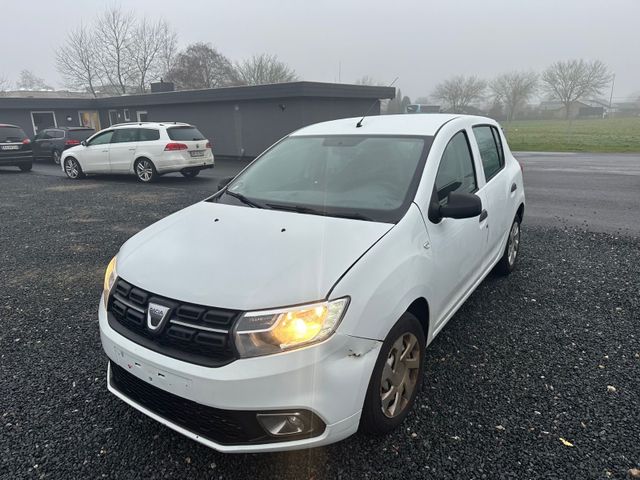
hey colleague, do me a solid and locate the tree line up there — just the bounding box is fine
[52,6,297,96]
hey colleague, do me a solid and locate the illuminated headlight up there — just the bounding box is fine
[103,256,117,308]
[234,298,349,357]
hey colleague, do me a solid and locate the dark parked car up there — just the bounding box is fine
[33,126,95,165]
[0,124,32,172]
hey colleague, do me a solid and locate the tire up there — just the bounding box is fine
[19,163,32,172]
[495,214,522,275]
[134,158,158,183]
[64,157,84,179]
[360,312,426,434]
[181,169,200,178]
[52,149,61,165]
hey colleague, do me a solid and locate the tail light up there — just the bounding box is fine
[164,142,188,151]
[65,139,81,146]
[205,141,212,149]
[22,138,31,145]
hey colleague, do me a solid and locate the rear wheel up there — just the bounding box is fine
[64,157,84,179]
[19,163,32,172]
[52,149,61,165]
[181,168,200,178]
[360,312,425,434]
[135,158,157,183]
[495,215,521,275]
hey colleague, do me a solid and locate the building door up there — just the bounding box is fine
[30,111,57,135]
[79,111,101,131]
[137,111,148,122]
[108,110,119,126]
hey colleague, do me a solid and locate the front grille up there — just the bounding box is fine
[110,362,326,445]
[107,278,240,367]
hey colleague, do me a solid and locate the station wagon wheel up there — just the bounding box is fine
[360,312,425,434]
[495,214,522,275]
[52,149,61,165]
[64,157,84,179]
[135,158,157,183]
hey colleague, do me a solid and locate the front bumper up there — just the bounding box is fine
[99,301,381,452]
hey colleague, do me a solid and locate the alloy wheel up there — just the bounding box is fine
[508,221,520,266]
[380,332,421,418]
[53,150,61,165]
[65,158,80,179]
[136,160,154,182]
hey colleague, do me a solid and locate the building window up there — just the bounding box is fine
[124,109,130,121]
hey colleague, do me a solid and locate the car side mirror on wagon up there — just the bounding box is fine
[428,192,482,223]
[81,140,87,147]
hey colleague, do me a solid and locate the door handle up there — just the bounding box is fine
[102,150,109,153]
[510,183,517,193]
[479,209,488,222]
[128,148,136,151]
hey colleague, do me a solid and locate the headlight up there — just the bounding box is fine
[103,256,117,307]
[234,298,349,358]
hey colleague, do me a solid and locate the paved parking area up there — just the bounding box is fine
[1,156,639,479]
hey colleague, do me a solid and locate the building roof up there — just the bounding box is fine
[291,113,461,137]
[0,82,395,110]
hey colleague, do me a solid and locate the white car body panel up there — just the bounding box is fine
[100,114,525,452]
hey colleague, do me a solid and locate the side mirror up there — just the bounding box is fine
[81,140,87,147]
[217,176,234,191]
[429,192,482,222]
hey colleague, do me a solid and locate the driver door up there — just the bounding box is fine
[81,130,113,173]
[425,130,488,329]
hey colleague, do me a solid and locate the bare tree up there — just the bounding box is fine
[354,75,376,86]
[158,22,178,78]
[542,59,612,119]
[165,43,239,90]
[95,6,135,94]
[432,75,486,113]
[235,54,297,86]
[56,25,100,97]
[128,19,176,92]
[0,75,10,92]
[385,88,411,114]
[16,70,52,90]
[490,71,538,121]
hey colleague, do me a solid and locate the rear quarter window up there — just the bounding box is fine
[138,129,160,141]
[167,126,205,141]
[0,126,27,142]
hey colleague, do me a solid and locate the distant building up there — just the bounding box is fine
[0,82,394,158]
[538,100,606,119]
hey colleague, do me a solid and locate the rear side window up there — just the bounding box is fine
[167,126,205,141]
[0,126,27,142]
[50,130,65,139]
[68,129,94,141]
[112,128,139,143]
[473,125,504,181]
[435,131,477,205]
[138,129,160,142]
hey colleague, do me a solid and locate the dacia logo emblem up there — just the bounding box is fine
[147,303,171,332]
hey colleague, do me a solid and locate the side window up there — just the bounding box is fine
[435,131,477,206]
[473,125,504,181]
[111,128,139,143]
[88,130,114,146]
[138,129,160,142]
[51,130,65,139]
[35,130,49,140]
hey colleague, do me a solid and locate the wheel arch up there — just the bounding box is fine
[406,297,430,340]
[516,202,525,221]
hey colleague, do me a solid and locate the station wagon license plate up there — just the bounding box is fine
[1,145,19,150]
[190,150,205,157]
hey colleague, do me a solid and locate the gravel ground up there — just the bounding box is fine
[1,168,639,479]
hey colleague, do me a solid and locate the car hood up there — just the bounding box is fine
[117,201,393,310]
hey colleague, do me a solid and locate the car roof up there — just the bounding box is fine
[291,114,492,137]
[109,121,191,129]
[0,123,22,128]
[43,126,94,131]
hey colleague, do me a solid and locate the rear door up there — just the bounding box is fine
[166,125,209,161]
[33,129,50,157]
[109,128,139,173]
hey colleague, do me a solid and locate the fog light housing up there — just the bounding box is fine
[256,411,320,437]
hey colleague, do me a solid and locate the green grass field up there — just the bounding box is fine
[502,117,640,153]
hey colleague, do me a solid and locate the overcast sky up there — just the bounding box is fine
[2,0,639,101]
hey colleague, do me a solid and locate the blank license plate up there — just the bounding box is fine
[190,150,205,157]
[1,145,19,150]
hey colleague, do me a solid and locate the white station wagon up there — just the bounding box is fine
[100,114,525,452]
[61,122,214,182]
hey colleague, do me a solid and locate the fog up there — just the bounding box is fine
[2,0,638,100]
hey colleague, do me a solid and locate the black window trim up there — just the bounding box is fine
[434,128,479,200]
[472,123,505,183]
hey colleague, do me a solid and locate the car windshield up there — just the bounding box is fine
[216,135,432,223]
[0,126,27,142]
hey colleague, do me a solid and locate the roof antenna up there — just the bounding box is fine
[356,77,398,128]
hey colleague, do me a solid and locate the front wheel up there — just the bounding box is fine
[495,215,521,275]
[135,158,158,183]
[52,149,61,165]
[360,312,425,434]
[64,157,84,179]
[19,163,32,172]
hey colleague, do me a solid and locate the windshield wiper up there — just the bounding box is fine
[224,190,267,209]
[266,203,373,221]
